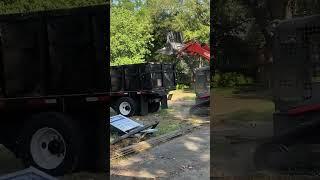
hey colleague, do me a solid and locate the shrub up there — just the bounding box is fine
[176,84,190,90]
[212,72,253,88]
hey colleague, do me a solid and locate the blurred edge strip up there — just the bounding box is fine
[211,176,320,180]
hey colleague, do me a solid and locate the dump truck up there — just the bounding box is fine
[0,5,109,176]
[110,62,176,117]
[254,14,320,170]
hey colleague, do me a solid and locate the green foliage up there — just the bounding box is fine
[212,72,253,88]
[110,4,153,66]
[176,84,189,90]
[0,0,106,14]
[170,0,210,43]
[146,0,210,60]
[111,0,209,82]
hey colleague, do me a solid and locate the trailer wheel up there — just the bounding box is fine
[148,102,160,113]
[115,97,136,117]
[18,112,83,176]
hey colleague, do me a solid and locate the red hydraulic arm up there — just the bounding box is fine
[177,41,211,62]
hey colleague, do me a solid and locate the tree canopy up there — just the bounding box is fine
[110,6,153,65]
[0,0,106,14]
[111,0,210,68]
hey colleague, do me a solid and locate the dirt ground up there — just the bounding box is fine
[211,88,320,178]
[110,89,210,179]
[211,88,275,177]
[110,89,209,152]
[111,126,210,179]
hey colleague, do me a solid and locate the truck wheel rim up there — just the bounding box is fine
[119,102,131,116]
[30,127,66,170]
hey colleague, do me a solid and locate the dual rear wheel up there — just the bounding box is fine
[18,112,83,176]
[114,97,161,117]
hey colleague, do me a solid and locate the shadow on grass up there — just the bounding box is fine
[180,88,195,93]
[213,87,273,101]
[214,109,273,126]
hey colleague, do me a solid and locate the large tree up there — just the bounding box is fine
[110,5,153,65]
[144,0,210,84]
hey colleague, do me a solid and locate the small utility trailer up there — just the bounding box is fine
[0,4,109,176]
[110,62,176,116]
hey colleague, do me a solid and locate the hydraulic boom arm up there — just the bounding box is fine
[177,41,211,62]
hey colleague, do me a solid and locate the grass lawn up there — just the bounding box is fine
[213,87,274,125]
[169,89,196,101]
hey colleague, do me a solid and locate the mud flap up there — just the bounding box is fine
[161,95,168,109]
[84,106,108,172]
[140,95,148,116]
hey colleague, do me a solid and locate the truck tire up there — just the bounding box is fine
[115,97,136,117]
[18,112,83,176]
[148,102,160,113]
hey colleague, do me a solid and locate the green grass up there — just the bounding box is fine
[215,98,274,124]
[227,109,273,123]
[158,107,175,116]
[156,121,182,136]
[180,96,195,101]
[213,87,235,96]
[154,109,183,136]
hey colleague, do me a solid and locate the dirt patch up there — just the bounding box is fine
[111,126,210,179]
[110,89,209,164]
[211,88,275,176]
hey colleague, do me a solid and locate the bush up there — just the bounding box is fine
[176,72,191,87]
[212,72,253,88]
[176,84,190,90]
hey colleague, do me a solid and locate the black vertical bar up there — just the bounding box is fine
[161,63,164,88]
[92,4,109,173]
[89,14,96,92]
[139,64,142,90]
[140,95,148,115]
[122,66,125,91]
[0,23,6,97]
[41,15,50,96]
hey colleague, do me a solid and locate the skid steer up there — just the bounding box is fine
[254,15,320,171]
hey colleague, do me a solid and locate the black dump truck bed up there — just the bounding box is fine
[0,5,109,98]
[110,62,176,93]
[0,5,109,176]
[110,62,176,116]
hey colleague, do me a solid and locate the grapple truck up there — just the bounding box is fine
[158,32,211,116]
[0,5,109,176]
[254,14,320,171]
